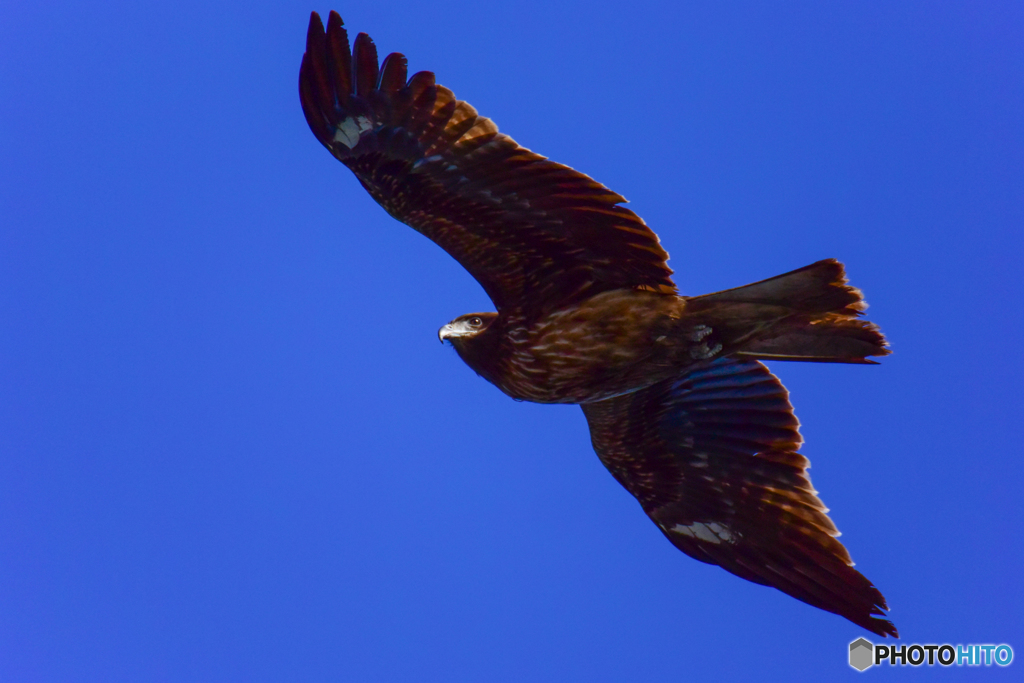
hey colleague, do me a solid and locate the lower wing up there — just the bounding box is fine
[581,357,896,637]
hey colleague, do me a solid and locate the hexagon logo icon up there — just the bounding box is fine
[849,638,874,671]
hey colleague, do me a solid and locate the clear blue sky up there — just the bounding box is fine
[2,1,1021,680]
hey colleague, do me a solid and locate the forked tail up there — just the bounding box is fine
[687,259,889,364]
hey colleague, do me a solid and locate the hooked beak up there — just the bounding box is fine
[438,323,454,343]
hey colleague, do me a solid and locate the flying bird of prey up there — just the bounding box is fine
[299,10,897,637]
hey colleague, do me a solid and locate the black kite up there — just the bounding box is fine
[299,10,896,637]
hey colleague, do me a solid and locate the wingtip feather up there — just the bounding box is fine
[325,10,352,97]
[353,32,379,97]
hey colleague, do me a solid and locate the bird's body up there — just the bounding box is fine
[450,289,685,404]
[299,10,898,637]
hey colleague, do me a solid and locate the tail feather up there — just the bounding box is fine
[688,259,889,364]
[694,258,866,315]
[735,315,888,365]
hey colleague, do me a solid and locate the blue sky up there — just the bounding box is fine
[2,1,1021,680]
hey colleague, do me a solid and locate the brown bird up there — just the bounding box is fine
[299,10,896,637]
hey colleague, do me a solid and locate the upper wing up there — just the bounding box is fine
[299,11,675,315]
[581,357,897,637]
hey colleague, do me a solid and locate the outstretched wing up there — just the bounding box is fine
[299,11,675,315]
[581,357,897,637]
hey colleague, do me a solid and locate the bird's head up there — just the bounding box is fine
[438,312,499,345]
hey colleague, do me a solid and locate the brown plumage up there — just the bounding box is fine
[299,11,896,637]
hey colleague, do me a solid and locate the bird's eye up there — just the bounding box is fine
[468,316,483,327]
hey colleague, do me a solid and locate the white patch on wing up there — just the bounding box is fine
[332,116,373,148]
[412,154,444,170]
[671,521,735,544]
